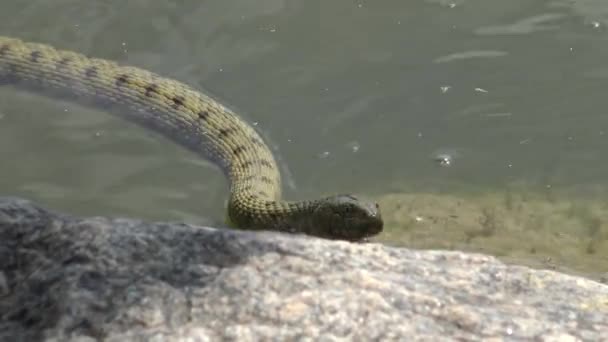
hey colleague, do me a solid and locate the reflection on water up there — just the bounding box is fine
[1,0,608,278]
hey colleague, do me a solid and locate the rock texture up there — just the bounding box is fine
[0,197,607,341]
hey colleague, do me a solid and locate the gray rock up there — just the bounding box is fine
[0,197,606,341]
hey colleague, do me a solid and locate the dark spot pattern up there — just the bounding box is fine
[57,57,73,68]
[260,159,274,168]
[242,175,255,182]
[144,84,159,97]
[0,44,10,56]
[30,51,42,63]
[115,74,129,87]
[218,128,234,138]
[84,66,98,78]
[172,96,185,108]
[197,110,209,121]
[260,176,273,184]
[232,146,246,156]
[241,160,253,169]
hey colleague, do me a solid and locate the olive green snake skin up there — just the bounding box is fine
[0,36,383,241]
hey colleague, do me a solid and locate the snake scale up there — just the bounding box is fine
[0,36,383,241]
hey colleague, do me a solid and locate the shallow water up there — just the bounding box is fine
[1,1,608,278]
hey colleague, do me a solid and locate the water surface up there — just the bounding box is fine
[1,0,607,278]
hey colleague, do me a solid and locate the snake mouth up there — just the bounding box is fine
[369,217,384,235]
[332,197,384,241]
[340,214,383,242]
[358,216,384,240]
[361,202,383,236]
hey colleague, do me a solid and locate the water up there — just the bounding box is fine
[1,1,608,278]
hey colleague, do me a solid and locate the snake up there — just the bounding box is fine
[0,36,383,241]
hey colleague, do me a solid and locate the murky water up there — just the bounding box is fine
[1,1,608,278]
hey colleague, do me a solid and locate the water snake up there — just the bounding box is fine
[0,36,383,241]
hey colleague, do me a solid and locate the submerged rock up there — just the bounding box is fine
[0,197,606,340]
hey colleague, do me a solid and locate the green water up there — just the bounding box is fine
[1,1,607,279]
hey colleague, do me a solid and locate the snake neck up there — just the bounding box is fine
[227,190,318,234]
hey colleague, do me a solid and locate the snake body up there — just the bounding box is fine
[0,36,383,241]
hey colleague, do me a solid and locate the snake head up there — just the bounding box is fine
[310,194,383,241]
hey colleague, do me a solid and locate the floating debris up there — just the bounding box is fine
[519,138,531,145]
[434,154,453,167]
[318,151,330,159]
[431,148,462,167]
[347,141,360,153]
[486,112,512,118]
[434,50,507,64]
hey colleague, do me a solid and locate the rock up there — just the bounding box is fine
[0,197,606,341]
